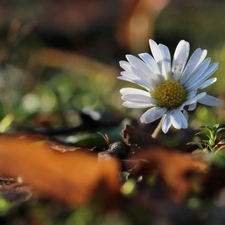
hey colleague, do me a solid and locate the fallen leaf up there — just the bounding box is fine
[127,145,207,202]
[17,134,87,153]
[116,0,170,53]
[0,136,120,206]
[121,124,160,148]
[122,125,208,202]
[28,48,118,81]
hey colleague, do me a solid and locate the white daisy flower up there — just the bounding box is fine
[118,39,223,133]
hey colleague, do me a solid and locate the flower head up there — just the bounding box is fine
[118,39,222,133]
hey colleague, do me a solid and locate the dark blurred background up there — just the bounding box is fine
[0,0,224,133]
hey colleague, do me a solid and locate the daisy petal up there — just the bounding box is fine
[119,61,133,72]
[171,110,188,129]
[188,102,197,111]
[199,77,217,89]
[120,88,156,108]
[180,112,188,128]
[181,48,207,84]
[149,40,167,78]
[172,40,190,81]
[149,40,163,64]
[120,71,151,91]
[118,76,150,90]
[186,62,219,91]
[125,55,152,78]
[120,70,138,80]
[185,92,206,105]
[122,94,155,104]
[140,107,167,124]
[198,95,223,107]
[117,76,137,84]
[183,58,211,88]
[170,110,182,129]
[186,90,197,101]
[182,109,189,121]
[120,71,137,80]
[162,114,172,133]
[118,75,148,90]
[122,101,154,108]
[120,63,157,91]
[120,87,150,96]
[186,90,197,100]
[138,53,160,75]
[159,44,171,75]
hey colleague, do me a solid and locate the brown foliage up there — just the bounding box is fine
[122,125,208,202]
[127,145,207,202]
[116,0,170,52]
[0,136,120,206]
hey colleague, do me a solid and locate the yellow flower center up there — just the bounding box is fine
[151,80,186,109]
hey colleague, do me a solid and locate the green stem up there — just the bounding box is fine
[151,117,163,139]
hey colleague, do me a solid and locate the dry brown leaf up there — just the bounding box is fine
[0,136,120,206]
[28,48,118,80]
[17,134,87,153]
[121,124,160,148]
[127,145,208,202]
[47,139,85,153]
[116,0,170,52]
[121,125,208,202]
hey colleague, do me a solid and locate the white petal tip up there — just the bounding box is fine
[215,99,223,106]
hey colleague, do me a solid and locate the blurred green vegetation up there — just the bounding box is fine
[0,0,224,134]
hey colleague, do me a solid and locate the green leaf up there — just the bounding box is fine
[207,152,225,166]
[195,131,206,136]
[187,141,204,150]
[213,124,220,130]
[217,127,225,133]
[217,139,225,145]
